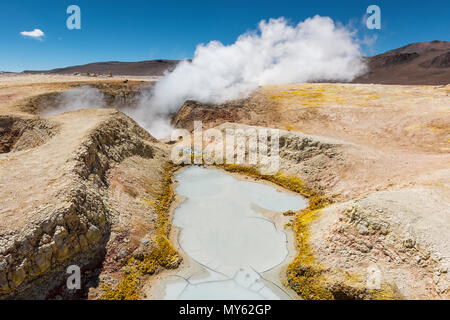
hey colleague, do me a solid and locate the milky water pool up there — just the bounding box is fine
[157,166,307,300]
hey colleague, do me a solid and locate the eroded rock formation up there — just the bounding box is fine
[0,109,170,299]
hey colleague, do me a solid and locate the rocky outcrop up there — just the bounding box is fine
[0,116,58,153]
[0,109,167,299]
[213,123,356,199]
[311,188,450,299]
[90,82,145,110]
[172,100,252,132]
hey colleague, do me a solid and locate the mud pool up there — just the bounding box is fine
[157,166,307,300]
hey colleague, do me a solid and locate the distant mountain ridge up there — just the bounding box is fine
[21,41,450,85]
[354,40,450,85]
[23,60,181,76]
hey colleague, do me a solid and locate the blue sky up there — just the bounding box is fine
[1,0,449,72]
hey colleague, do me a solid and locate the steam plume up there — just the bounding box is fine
[137,16,366,138]
[44,86,105,116]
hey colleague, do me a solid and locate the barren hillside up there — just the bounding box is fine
[23,60,180,76]
[354,41,450,85]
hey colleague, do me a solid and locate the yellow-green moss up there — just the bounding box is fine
[154,164,177,234]
[287,206,334,300]
[101,266,141,300]
[269,87,346,106]
[220,164,317,197]
[370,283,397,300]
[102,164,180,300]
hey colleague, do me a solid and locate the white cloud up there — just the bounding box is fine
[20,29,45,40]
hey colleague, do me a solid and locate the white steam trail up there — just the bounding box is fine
[134,16,367,139]
[43,86,105,116]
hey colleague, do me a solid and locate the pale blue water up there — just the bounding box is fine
[161,166,307,300]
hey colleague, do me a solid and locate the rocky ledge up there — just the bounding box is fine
[0,108,170,299]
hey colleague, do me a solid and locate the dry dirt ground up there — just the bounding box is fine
[0,74,449,299]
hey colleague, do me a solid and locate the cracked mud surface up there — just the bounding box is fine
[150,166,305,300]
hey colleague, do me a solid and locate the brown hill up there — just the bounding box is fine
[23,60,180,76]
[354,40,450,85]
